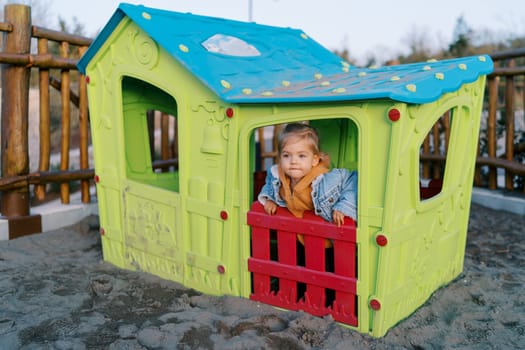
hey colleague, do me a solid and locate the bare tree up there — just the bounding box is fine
[0,0,52,27]
[400,24,435,63]
[448,15,473,57]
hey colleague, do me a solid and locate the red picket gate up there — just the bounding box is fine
[247,202,358,326]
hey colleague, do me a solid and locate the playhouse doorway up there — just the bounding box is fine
[247,117,359,327]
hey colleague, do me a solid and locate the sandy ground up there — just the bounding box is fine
[0,203,523,349]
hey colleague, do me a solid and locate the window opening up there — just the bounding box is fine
[419,109,453,200]
[121,76,179,192]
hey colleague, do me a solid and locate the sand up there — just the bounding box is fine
[0,203,523,349]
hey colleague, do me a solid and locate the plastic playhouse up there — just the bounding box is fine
[78,3,493,337]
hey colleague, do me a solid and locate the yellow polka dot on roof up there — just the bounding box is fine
[221,80,231,89]
[142,12,151,20]
[406,84,417,92]
[178,44,189,53]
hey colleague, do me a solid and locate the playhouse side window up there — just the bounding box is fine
[419,108,454,200]
[121,76,179,192]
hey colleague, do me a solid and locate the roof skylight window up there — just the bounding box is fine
[202,34,260,57]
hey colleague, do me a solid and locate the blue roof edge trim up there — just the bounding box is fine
[221,55,494,105]
[77,6,127,74]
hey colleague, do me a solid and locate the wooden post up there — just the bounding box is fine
[432,122,441,179]
[59,40,71,204]
[35,37,51,201]
[504,59,515,191]
[161,112,170,172]
[487,74,499,189]
[78,45,91,204]
[0,4,42,237]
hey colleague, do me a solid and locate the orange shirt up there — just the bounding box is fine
[278,158,332,248]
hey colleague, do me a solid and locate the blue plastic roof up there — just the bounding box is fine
[78,3,493,104]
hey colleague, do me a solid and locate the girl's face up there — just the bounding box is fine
[279,137,320,184]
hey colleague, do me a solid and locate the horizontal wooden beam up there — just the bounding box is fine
[421,153,525,176]
[0,52,78,69]
[0,169,95,191]
[31,25,92,46]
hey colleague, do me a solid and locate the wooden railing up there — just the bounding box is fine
[480,49,525,191]
[0,4,92,232]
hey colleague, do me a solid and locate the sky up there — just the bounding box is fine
[46,0,525,65]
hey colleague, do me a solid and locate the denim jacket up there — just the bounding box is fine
[258,164,358,222]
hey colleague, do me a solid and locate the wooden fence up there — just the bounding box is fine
[479,48,525,191]
[0,4,523,237]
[0,4,92,236]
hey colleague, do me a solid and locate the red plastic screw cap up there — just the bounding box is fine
[220,210,228,220]
[94,175,100,183]
[370,298,381,311]
[225,107,234,118]
[217,265,226,274]
[376,234,388,247]
[85,76,90,84]
[388,108,401,122]
[99,228,105,236]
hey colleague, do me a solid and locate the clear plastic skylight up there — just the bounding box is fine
[202,34,260,57]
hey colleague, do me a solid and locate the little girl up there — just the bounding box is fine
[258,123,357,227]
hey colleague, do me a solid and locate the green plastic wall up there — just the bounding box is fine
[84,18,486,337]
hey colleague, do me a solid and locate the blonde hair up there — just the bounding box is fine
[277,123,320,155]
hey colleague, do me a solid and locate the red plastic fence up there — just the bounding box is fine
[247,201,358,326]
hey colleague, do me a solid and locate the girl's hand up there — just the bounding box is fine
[332,210,345,227]
[264,200,278,215]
